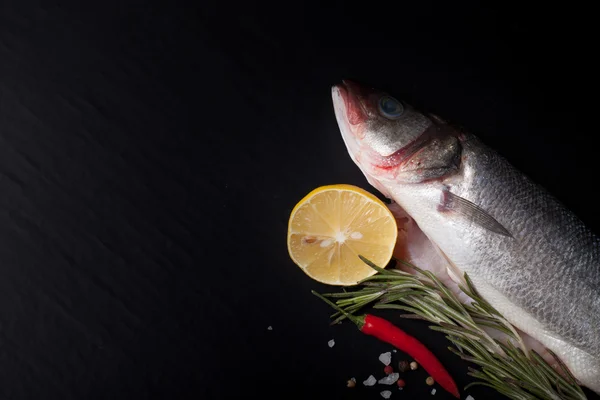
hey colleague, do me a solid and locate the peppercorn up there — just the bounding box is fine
[398,360,410,372]
[426,376,435,386]
[410,361,418,370]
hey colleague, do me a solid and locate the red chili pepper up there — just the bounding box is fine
[312,290,460,399]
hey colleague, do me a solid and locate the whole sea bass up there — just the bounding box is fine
[331,80,600,393]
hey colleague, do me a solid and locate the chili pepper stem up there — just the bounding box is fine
[311,290,365,329]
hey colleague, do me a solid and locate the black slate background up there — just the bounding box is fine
[0,1,598,399]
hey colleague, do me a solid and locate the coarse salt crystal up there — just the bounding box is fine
[431,389,437,395]
[379,351,392,365]
[378,373,399,385]
[328,339,335,348]
[466,396,475,400]
[363,375,377,386]
[380,390,392,399]
[267,326,273,330]
[392,349,397,353]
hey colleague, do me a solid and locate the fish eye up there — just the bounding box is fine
[378,96,404,119]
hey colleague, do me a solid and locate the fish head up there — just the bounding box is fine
[331,80,456,195]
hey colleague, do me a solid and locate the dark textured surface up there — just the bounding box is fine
[0,1,598,399]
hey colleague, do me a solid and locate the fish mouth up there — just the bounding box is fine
[331,83,362,165]
[332,80,371,126]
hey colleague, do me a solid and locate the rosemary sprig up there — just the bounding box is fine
[318,255,587,400]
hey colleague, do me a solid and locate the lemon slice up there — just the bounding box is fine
[287,184,398,286]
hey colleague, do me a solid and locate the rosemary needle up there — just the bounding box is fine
[317,256,588,400]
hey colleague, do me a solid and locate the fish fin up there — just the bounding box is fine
[436,247,468,288]
[439,189,513,237]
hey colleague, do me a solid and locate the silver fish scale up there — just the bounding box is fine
[456,135,600,357]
